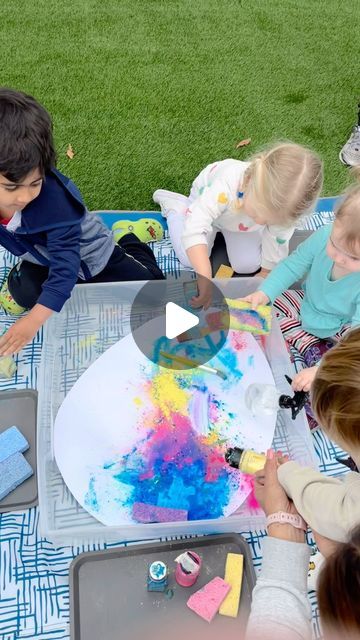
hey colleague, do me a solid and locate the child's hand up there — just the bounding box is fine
[190,275,212,310]
[242,290,270,309]
[0,315,42,356]
[0,304,52,356]
[292,366,318,392]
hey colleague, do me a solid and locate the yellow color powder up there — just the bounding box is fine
[149,370,188,419]
[203,431,220,446]
[78,334,97,349]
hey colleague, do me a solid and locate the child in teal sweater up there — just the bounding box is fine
[244,184,360,391]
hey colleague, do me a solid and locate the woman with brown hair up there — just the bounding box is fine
[317,526,360,640]
[246,452,360,640]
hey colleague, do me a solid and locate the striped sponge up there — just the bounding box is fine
[219,553,244,618]
[187,577,230,623]
[206,299,271,336]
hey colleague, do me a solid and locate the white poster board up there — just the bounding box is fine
[54,320,276,525]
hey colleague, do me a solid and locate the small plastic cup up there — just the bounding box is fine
[175,551,201,587]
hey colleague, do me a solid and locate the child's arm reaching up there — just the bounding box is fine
[182,179,230,308]
[245,226,328,309]
[182,178,229,253]
[278,461,360,542]
[0,304,52,355]
[0,222,82,355]
[186,245,212,308]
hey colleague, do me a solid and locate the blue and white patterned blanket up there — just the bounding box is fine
[0,201,348,640]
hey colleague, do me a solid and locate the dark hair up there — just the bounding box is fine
[0,87,56,182]
[317,525,360,639]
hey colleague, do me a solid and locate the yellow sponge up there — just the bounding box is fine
[219,553,244,618]
[215,264,234,279]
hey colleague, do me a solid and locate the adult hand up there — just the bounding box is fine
[292,366,317,392]
[242,290,270,309]
[255,450,306,542]
[254,450,296,516]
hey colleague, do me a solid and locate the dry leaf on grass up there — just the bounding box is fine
[66,144,75,159]
[236,138,251,149]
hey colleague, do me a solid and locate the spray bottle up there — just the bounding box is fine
[245,375,308,420]
[225,446,266,475]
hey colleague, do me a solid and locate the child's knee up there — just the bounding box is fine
[228,255,261,274]
[7,263,44,309]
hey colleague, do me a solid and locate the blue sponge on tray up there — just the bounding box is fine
[0,426,33,501]
[0,426,29,463]
[0,452,33,500]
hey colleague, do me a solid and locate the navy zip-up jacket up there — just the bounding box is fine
[0,168,114,312]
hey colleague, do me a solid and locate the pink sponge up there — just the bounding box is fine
[187,577,231,623]
[132,502,188,523]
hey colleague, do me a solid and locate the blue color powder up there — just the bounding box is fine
[84,475,99,513]
[113,440,230,520]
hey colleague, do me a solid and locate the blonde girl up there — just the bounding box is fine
[153,142,323,307]
[246,182,360,392]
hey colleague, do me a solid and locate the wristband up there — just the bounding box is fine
[266,511,307,532]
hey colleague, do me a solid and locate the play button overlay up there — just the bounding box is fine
[165,302,199,339]
[130,273,230,370]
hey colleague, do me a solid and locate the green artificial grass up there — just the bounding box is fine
[1,0,359,210]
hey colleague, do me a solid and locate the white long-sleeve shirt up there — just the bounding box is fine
[182,159,295,270]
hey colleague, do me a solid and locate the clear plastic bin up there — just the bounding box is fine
[37,278,318,545]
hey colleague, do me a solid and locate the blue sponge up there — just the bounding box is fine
[0,426,29,463]
[0,452,33,500]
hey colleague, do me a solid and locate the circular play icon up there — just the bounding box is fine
[130,273,230,371]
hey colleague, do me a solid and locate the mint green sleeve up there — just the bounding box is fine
[351,297,360,328]
[259,228,323,303]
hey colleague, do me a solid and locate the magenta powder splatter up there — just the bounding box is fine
[112,411,232,520]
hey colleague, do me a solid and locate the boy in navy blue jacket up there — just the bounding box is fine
[0,88,164,356]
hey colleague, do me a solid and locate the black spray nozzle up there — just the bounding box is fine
[225,447,243,469]
[278,375,308,420]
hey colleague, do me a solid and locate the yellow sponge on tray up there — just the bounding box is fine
[219,552,244,618]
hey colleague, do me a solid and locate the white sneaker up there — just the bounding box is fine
[340,125,360,166]
[152,189,188,218]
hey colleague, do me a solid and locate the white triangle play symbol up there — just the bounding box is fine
[165,302,199,340]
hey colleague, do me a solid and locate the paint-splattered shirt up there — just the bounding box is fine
[181,159,295,270]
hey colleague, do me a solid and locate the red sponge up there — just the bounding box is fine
[187,577,231,623]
